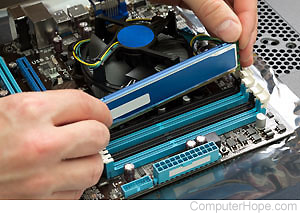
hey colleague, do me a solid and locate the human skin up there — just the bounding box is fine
[0,90,112,199]
[150,0,258,67]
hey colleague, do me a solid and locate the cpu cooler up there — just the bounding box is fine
[76,12,193,97]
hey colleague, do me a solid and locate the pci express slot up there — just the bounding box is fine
[152,141,221,185]
[107,84,249,155]
[105,100,265,178]
[0,56,22,94]
[16,57,46,92]
[102,43,238,126]
[110,75,241,140]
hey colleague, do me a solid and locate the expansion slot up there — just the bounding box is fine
[0,56,22,94]
[107,84,249,155]
[105,100,265,178]
[102,43,238,127]
[16,57,46,92]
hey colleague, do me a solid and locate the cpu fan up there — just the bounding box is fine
[75,12,193,97]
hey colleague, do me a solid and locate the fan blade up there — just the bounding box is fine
[88,34,107,60]
[125,66,157,81]
[153,36,191,62]
[105,56,132,86]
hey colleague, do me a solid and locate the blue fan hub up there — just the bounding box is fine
[117,25,155,48]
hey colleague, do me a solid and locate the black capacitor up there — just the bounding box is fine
[124,163,135,182]
[60,51,69,62]
[53,36,63,53]
[78,21,88,37]
[83,26,93,39]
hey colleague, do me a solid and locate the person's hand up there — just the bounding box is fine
[150,0,257,67]
[0,90,112,199]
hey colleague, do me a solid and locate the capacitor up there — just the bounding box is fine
[82,26,93,39]
[53,36,63,53]
[182,95,191,104]
[60,51,69,62]
[195,135,207,145]
[8,62,17,70]
[0,89,9,97]
[256,113,267,129]
[186,140,197,150]
[124,163,135,182]
[78,21,88,37]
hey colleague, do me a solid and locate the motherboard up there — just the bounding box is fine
[0,0,294,200]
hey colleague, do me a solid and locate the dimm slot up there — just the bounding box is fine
[112,95,255,162]
[107,84,249,155]
[105,100,265,178]
[110,76,240,140]
[112,96,254,161]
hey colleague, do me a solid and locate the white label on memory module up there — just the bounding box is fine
[111,94,151,120]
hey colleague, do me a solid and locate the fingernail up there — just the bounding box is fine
[216,20,241,42]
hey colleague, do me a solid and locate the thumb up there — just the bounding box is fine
[184,0,242,42]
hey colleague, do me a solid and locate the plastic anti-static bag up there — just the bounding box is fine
[140,57,300,200]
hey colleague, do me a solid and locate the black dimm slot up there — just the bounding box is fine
[110,76,240,140]
[112,94,255,161]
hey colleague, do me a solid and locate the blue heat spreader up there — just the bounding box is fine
[102,43,238,126]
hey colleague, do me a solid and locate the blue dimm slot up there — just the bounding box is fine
[0,56,22,94]
[16,57,46,92]
[105,100,265,178]
[107,85,249,154]
[121,175,154,198]
[153,142,221,184]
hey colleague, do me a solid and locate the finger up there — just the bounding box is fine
[225,0,234,7]
[149,0,189,8]
[240,30,257,67]
[53,154,103,192]
[49,190,84,200]
[43,90,112,127]
[56,120,110,159]
[184,0,242,42]
[234,0,258,49]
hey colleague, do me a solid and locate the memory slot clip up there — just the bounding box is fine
[16,57,46,92]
